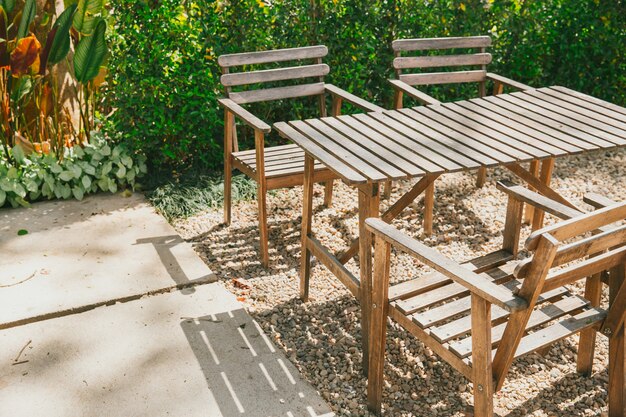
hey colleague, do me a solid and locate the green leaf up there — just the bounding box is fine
[7,166,18,179]
[50,162,62,174]
[0,189,5,206]
[81,175,91,189]
[58,170,74,181]
[72,186,84,200]
[61,184,71,199]
[47,3,77,65]
[83,163,95,175]
[17,229,28,236]
[13,182,26,198]
[11,77,32,103]
[100,144,111,156]
[116,164,126,179]
[73,18,107,83]
[101,161,112,175]
[0,178,12,191]
[73,0,103,34]
[17,0,36,40]
[11,143,26,165]
[0,0,15,14]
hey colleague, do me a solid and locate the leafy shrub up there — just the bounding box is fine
[0,132,147,208]
[103,0,626,173]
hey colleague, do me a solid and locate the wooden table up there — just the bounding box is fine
[274,85,626,373]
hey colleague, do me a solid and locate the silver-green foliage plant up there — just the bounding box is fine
[0,131,147,208]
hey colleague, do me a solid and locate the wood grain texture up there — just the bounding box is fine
[392,36,491,52]
[393,53,492,69]
[400,70,487,86]
[221,64,329,86]
[218,45,328,67]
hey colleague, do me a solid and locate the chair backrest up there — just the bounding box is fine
[218,45,329,105]
[514,201,626,293]
[392,36,492,96]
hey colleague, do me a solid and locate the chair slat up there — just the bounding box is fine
[399,70,487,86]
[430,279,570,343]
[221,64,330,87]
[525,201,626,250]
[449,295,589,358]
[516,224,626,278]
[543,245,626,292]
[218,45,328,67]
[392,36,491,52]
[511,308,606,360]
[229,82,325,104]
[393,53,492,70]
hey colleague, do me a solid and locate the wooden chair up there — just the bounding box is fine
[218,45,384,267]
[388,36,533,235]
[365,181,626,417]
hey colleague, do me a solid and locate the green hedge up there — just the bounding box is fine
[104,0,626,173]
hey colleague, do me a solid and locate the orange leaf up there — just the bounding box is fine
[10,35,41,77]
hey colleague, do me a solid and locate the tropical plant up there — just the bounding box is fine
[0,0,109,168]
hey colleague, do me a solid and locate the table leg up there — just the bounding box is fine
[300,155,315,301]
[338,174,440,264]
[523,161,540,224]
[531,158,555,231]
[358,183,380,376]
[505,163,578,211]
[423,182,435,236]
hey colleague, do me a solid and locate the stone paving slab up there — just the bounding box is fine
[0,283,335,417]
[0,193,215,328]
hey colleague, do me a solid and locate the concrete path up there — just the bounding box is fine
[0,193,334,417]
[0,283,334,417]
[0,193,215,328]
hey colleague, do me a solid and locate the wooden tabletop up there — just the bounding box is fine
[274,86,626,185]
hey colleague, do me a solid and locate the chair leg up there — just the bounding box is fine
[609,324,626,417]
[472,295,494,417]
[523,160,540,224]
[300,155,315,301]
[476,167,487,188]
[609,265,626,417]
[255,130,269,268]
[224,111,233,225]
[367,236,392,416]
[224,158,232,225]
[323,181,334,207]
[423,182,435,236]
[257,184,269,268]
[577,273,603,375]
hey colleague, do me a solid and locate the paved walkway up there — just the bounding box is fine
[0,194,334,417]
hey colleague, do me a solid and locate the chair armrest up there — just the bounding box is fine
[218,98,271,133]
[388,79,441,106]
[584,193,618,210]
[496,180,582,220]
[365,218,528,312]
[324,84,385,113]
[486,73,533,91]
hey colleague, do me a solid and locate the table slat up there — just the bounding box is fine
[320,118,425,177]
[498,94,623,147]
[400,108,534,161]
[380,110,506,165]
[368,112,486,168]
[482,95,613,151]
[337,116,447,174]
[456,100,598,152]
[273,122,367,184]
[543,88,626,124]
[551,86,626,118]
[290,120,390,182]
[305,119,408,180]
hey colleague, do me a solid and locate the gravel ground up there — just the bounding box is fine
[174,148,626,417]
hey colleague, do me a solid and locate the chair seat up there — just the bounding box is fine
[233,144,335,187]
[388,257,606,365]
